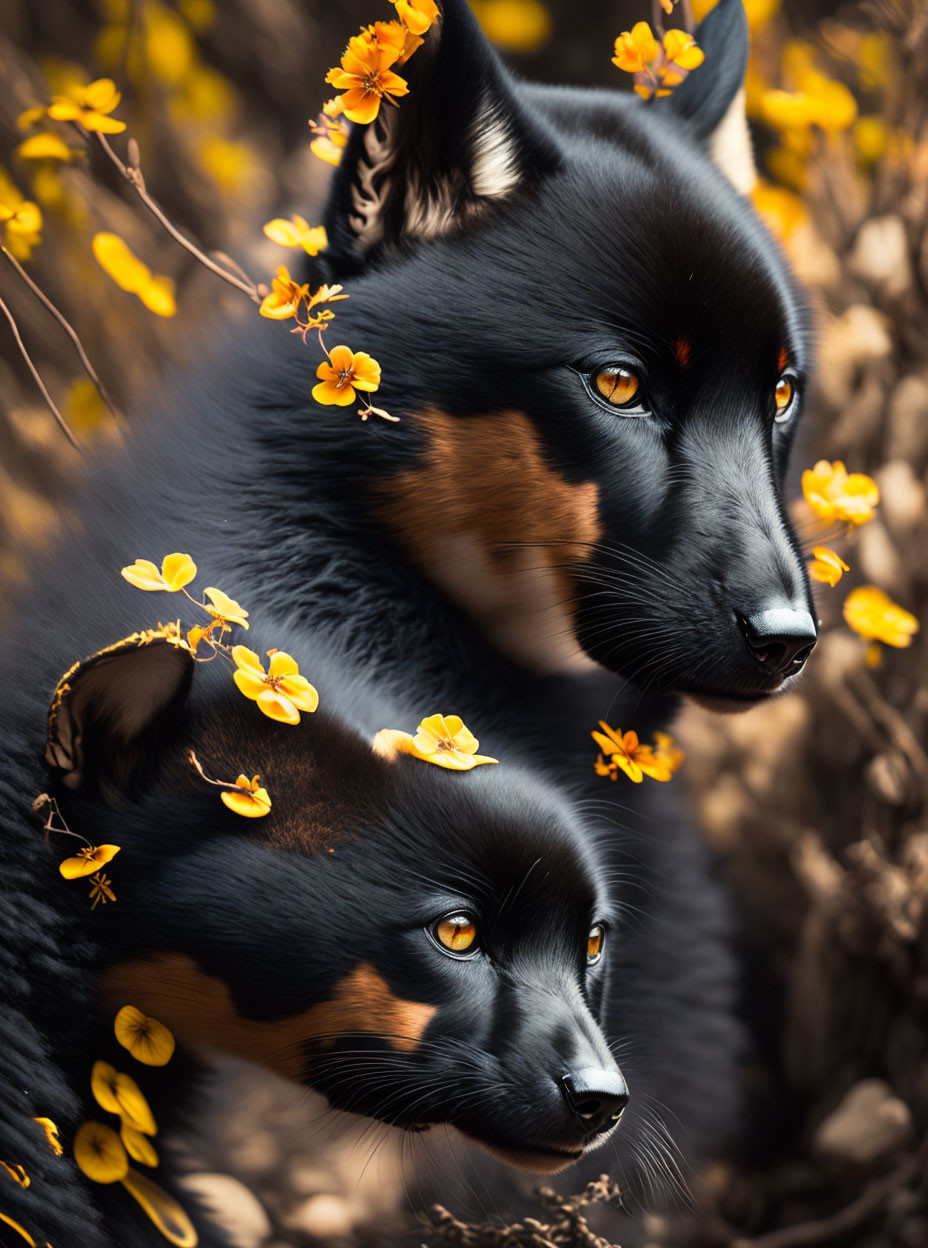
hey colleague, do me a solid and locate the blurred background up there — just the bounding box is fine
[1,0,927,1244]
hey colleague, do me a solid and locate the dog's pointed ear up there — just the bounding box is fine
[659,0,755,194]
[46,628,194,794]
[323,0,561,266]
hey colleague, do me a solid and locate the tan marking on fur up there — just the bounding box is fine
[377,411,602,673]
[708,85,756,195]
[101,954,436,1081]
[777,345,789,373]
[672,335,693,369]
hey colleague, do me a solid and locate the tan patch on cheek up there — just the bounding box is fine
[777,345,790,373]
[101,954,436,1081]
[376,411,602,672]
[672,335,693,369]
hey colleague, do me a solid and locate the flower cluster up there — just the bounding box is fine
[120,551,318,731]
[73,1008,197,1246]
[42,76,127,134]
[799,459,920,664]
[612,21,704,101]
[373,714,499,771]
[592,722,684,784]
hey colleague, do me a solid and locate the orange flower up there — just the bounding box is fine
[802,460,880,525]
[221,774,272,818]
[47,77,126,133]
[611,22,703,100]
[312,345,381,406]
[121,553,197,592]
[843,586,919,649]
[59,844,121,880]
[262,215,327,256]
[325,34,409,125]
[259,266,309,321]
[592,722,672,783]
[392,0,439,36]
[808,545,849,587]
[232,646,319,724]
[373,715,498,770]
[653,731,685,775]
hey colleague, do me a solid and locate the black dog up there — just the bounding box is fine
[0,0,806,1240]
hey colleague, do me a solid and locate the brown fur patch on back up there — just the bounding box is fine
[376,411,601,671]
[101,954,436,1081]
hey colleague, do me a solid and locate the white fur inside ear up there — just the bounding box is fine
[708,86,756,195]
[470,110,522,200]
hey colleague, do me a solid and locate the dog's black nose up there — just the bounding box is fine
[740,605,817,675]
[560,1068,629,1134]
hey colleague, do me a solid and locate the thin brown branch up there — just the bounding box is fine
[731,1145,926,1248]
[0,291,80,450]
[1,245,116,418]
[91,130,261,304]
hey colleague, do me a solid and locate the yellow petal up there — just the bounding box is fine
[32,1117,63,1156]
[91,1061,122,1115]
[232,644,265,675]
[262,218,303,247]
[138,276,177,318]
[16,133,74,161]
[121,559,169,591]
[113,1073,157,1136]
[0,1209,36,1245]
[277,674,319,712]
[160,553,197,591]
[221,787,272,817]
[371,728,416,760]
[267,651,299,678]
[255,688,301,724]
[114,1005,176,1067]
[120,1168,198,1247]
[233,668,267,701]
[74,1121,129,1184]
[120,1124,159,1168]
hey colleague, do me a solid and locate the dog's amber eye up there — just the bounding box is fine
[774,376,795,422]
[587,924,605,964]
[434,914,478,954]
[594,367,640,407]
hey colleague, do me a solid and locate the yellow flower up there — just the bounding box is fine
[15,133,77,162]
[310,100,350,166]
[801,460,880,526]
[203,587,249,630]
[0,193,43,258]
[0,1163,29,1188]
[47,78,126,134]
[392,0,439,36]
[374,714,498,771]
[115,1006,176,1067]
[73,1121,129,1184]
[121,553,197,592]
[221,774,272,818]
[752,179,807,240]
[843,586,919,649]
[259,265,309,321]
[312,345,381,407]
[91,1062,157,1134]
[612,21,659,72]
[470,0,552,53]
[653,731,685,774]
[17,105,47,130]
[88,873,116,910]
[262,215,328,256]
[232,646,319,725]
[32,1117,63,1157]
[808,545,849,588]
[660,29,705,93]
[92,233,176,317]
[0,1209,36,1246]
[592,722,672,783]
[120,1124,158,1168]
[325,34,410,125]
[59,844,121,880]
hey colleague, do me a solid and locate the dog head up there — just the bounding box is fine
[47,631,625,1171]
[320,0,816,706]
